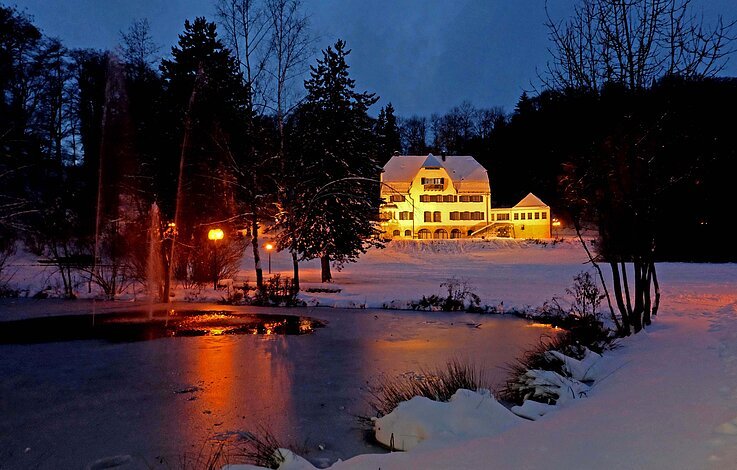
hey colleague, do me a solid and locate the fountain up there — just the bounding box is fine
[147,203,164,309]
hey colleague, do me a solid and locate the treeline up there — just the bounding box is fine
[0,2,400,298]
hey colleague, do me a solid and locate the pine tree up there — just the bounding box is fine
[280,39,381,282]
[159,17,249,291]
[375,102,402,164]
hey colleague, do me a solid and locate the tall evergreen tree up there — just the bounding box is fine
[375,102,401,164]
[279,39,381,282]
[159,17,249,293]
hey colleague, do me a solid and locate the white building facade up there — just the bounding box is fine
[379,154,551,240]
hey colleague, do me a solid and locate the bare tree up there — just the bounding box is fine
[399,115,428,155]
[549,0,735,335]
[545,0,736,91]
[215,0,271,111]
[119,19,160,71]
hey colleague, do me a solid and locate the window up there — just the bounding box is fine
[380,211,394,221]
[534,212,539,219]
[461,211,470,220]
[450,211,460,220]
[434,229,449,239]
[450,229,462,239]
[470,195,483,202]
[390,194,405,202]
[521,213,526,220]
[421,177,444,185]
[472,211,484,220]
[420,195,429,202]
[418,229,431,239]
[497,213,510,221]
[424,211,432,222]
[528,212,533,219]
[392,230,400,237]
[422,177,444,190]
[443,195,457,202]
[490,214,495,221]
[541,212,547,220]
[432,195,443,202]
[459,195,470,202]
[514,213,519,220]
[433,211,441,222]
[399,211,413,220]
[405,230,412,237]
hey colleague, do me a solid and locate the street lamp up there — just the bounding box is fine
[208,228,224,289]
[264,242,274,274]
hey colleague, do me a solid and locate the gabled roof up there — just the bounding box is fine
[514,192,548,208]
[422,153,443,168]
[382,154,488,185]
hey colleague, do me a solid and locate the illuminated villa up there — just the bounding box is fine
[379,153,551,240]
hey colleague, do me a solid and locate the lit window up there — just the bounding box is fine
[528,212,533,219]
[514,213,519,220]
[392,230,400,237]
[459,195,470,202]
[470,195,483,202]
[521,213,526,220]
[450,211,460,220]
[424,212,432,222]
[433,211,441,222]
[497,213,510,221]
[534,212,539,219]
[391,194,405,202]
[542,212,547,219]
[404,230,412,237]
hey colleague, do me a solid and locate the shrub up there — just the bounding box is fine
[367,359,488,417]
[410,277,481,312]
[253,275,303,307]
[236,428,284,469]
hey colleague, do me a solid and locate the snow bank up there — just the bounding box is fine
[223,449,317,470]
[373,389,523,451]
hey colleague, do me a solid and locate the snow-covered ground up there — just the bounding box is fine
[3,237,737,469]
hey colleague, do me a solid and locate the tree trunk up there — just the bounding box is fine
[631,261,644,333]
[610,261,631,336]
[250,205,263,289]
[651,261,661,317]
[321,255,332,283]
[292,251,300,290]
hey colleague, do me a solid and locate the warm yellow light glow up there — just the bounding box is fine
[552,218,562,227]
[208,228,224,240]
[265,243,274,251]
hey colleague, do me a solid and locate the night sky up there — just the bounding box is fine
[9,0,737,115]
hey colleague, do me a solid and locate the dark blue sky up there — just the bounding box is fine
[10,0,737,116]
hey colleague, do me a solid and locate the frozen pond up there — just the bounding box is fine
[0,302,558,468]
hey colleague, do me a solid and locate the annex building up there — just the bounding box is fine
[379,154,551,240]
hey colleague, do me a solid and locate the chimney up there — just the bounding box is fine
[393,150,400,157]
[441,150,447,161]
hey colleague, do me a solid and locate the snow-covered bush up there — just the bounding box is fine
[373,389,521,451]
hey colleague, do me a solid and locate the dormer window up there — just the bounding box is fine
[421,177,444,190]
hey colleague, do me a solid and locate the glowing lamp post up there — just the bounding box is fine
[265,242,274,274]
[208,228,224,289]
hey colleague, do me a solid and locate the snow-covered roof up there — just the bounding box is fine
[382,155,489,192]
[513,192,548,208]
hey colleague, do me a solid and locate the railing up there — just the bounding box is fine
[423,184,444,191]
